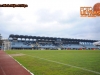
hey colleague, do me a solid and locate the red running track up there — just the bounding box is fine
[0,50,32,75]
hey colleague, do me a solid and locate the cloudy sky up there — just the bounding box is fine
[0,0,100,40]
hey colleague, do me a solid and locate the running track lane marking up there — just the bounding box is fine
[26,54,100,75]
[8,55,34,75]
[0,66,6,75]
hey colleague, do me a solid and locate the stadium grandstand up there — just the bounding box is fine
[0,34,98,50]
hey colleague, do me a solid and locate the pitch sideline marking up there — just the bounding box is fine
[8,55,34,75]
[26,54,100,75]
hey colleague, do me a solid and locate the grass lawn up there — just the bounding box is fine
[6,50,100,75]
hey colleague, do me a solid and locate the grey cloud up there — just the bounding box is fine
[36,9,80,25]
[59,12,80,24]
[0,8,100,40]
[27,9,100,40]
[0,9,30,38]
[63,18,100,40]
[36,9,62,23]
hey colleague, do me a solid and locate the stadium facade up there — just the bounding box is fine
[0,34,100,50]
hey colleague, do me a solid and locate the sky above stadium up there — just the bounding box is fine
[0,0,100,40]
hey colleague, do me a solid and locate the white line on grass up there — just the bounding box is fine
[8,55,34,75]
[26,54,100,75]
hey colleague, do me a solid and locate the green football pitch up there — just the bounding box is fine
[6,50,100,75]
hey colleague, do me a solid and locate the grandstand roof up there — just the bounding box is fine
[9,34,98,42]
